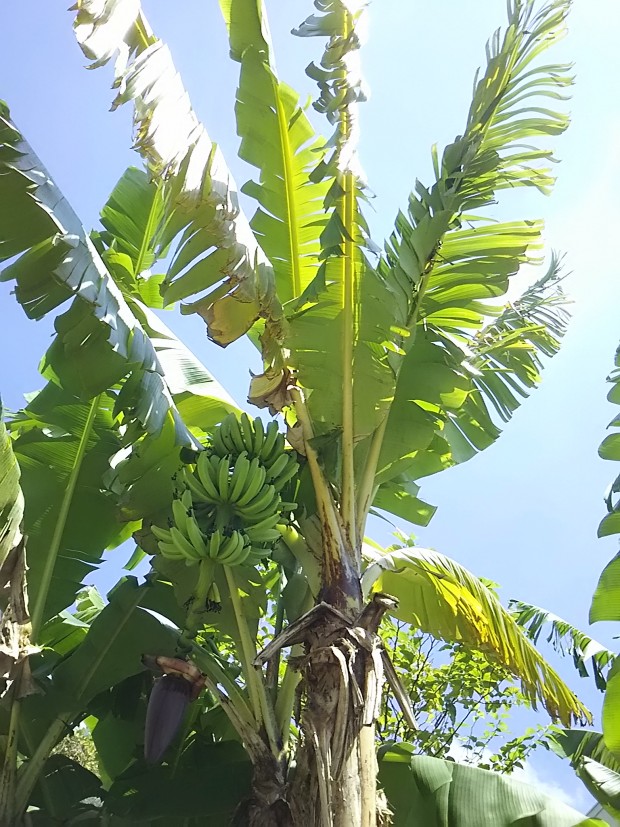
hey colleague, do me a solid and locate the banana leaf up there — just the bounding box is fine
[0,106,192,445]
[379,747,604,827]
[8,386,127,628]
[217,0,330,306]
[551,728,620,819]
[511,599,615,691]
[362,546,590,726]
[72,0,285,360]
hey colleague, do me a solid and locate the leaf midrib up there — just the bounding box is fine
[273,74,302,299]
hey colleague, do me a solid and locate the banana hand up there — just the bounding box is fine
[216,531,250,566]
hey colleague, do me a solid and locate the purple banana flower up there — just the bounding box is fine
[144,673,192,763]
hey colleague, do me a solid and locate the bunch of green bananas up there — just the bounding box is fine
[152,414,298,568]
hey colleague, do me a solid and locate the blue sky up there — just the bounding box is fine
[1,0,619,810]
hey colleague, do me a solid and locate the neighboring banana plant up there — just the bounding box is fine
[559,337,620,822]
[379,750,604,827]
[511,601,616,693]
[511,338,620,823]
[0,0,602,824]
[0,401,32,825]
[578,337,620,822]
[511,600,620,821]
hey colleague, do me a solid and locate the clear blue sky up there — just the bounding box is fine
[1,0,619,809]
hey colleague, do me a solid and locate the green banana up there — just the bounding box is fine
[215,532,237,561]
[152,524,190,561]
[170,526,202,562]
[252,416,265,455]
[172,497,190,531]
[216,531,249,565]
[184,513,210,559]
[234,459,267,507]
[243,512,281,535]
[211,425,231,457]
[196,453,222,502]
[260,420,280,462]
[151,524,173,543]
[183,468,211,503]
[271,456,299,492]
[273,461,299,494]
[225,415,246,454]
[229,452,251,502]
[245,525,282,543]
[241,506,281,527]
[217,455,231,500]
[239,413,255,454]
[264,453,289,483]
[208,529,223,559]
[279,501,297,515]
[181,489,193,509]
[157,540,188,561]
[236,485,280,521]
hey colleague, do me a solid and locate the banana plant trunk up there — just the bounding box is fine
[287,677,384,827]
[244,589,395,826]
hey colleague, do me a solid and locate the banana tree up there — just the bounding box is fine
[0,0,598,824]
[509,599,620,820]
[557,337,620,821]
[506,331,620,820]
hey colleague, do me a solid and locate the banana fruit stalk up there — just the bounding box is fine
[143,413,301,762]
[177,558,220,652]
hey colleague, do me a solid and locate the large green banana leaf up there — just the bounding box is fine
[95,165,176,309]
[283,0,572,528]
[105,740,251,823]
[29,754,103,825]
[15,576,178,816]
[602,650,620,762]
[93,165,241,516]
[72,0,285,361]
[378,748,604,827]
[369,0,572,508]
[37,586,105,662]
[218,0,330,306]
[1,148,240,625]
[373,257,570,524]
[437,258,569,464]
[362,546,589,726]
[0,106,192,446]
[591,553,620,624]
[7,386,127,632]
[8,339,233,632]
[30,578,175,728]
